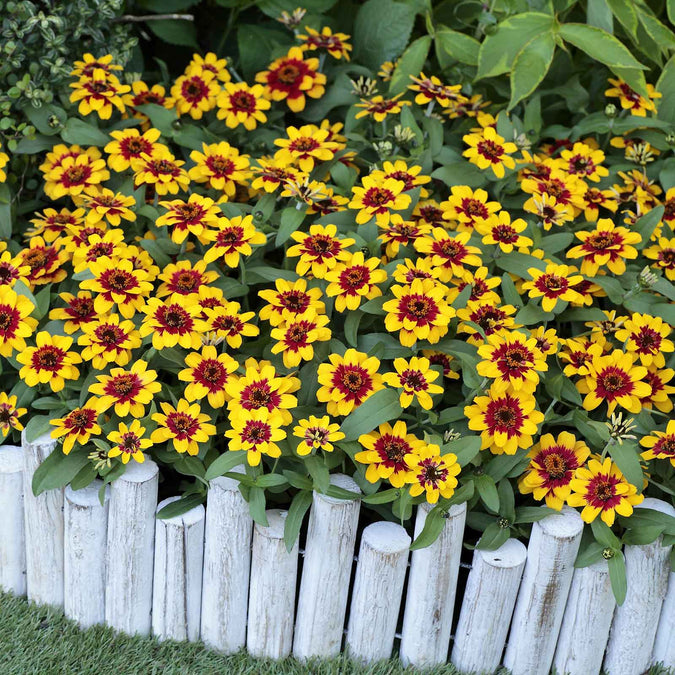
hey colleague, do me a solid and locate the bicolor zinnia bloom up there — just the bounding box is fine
[188,52,231,83]
[203,301,260,349]
[475,211,532,253]
[156,194,223,245]
[189,142,250,197]
[258,278,325,326]
[298,26,352,60]
[81,188,136,227]
[465,387,544,455]
[89,360,161,418]
[582,186,618,222]
[157,260,218,298]
[605,77,661,117]
[69,229,125,274]
[568,457,644,526]
[422,350,461,380]
[325,251,388,312]
[348,175,410,227]
[122,80,170,130]
[152,399,216,456]
[225,409,286,467]
[355,94,410,122]
[408,73,464,107]
[28,207,85,242]
[255,47,326,112]
[378,214,431,259]
[441,186,501,229]
[43,147,110,200]
[216,82,270,130]
[407,444,461,504]
[293,415,345,456]
[462,126,517,178]
[521,170,588,217]
[614,312,674,368]
[559,142,608,182]
[518,432,591,510]
[640,420,675,467]
[104,128,161,172]
[226,359,300,426]
[270,310,332,368]
[0,285,37,357]
[69,69,130,119]
[382,356,444,410]
[521,264,585,312]
[644,237,675,280]
[107,420,152,464]
[640,366,675,413]
[0,393,26,437]
[355,421,426,488]
[16,236,68,288]
[456,300,518,345]
[317,349,384,417]
[250,157,304,194]
[447,266,501,306]
[140,295,207,350]
[392,257,441,286]
[131,147,190,195]
[81,257,153,318]
[477,331,548,393]
[415,228,482,282]
[202,215,266,267]
[523,193,574,231]
[577,349,651,415]
[287,224,355,278]
[559,336,606,377]
[383,278,454,347]
[78,314,141,369]
[170,66,220,119]
[17,332,82,392]
[70,53,122,79]
[179,345,239,408]
[567,219,641,276]
[274,125,339,173]
[51,398,105,455]
[381,160,431,193]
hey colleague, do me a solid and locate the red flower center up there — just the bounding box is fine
[0,305,20,336]
[400,369,427,391]
[242,420,272,445]
[106,373,142,401]
[596,367,632,400]
[477,139,504,163]
[31,345,65,371]
[374,434,411,470]
[167,412,198,438]
[240,381,280,412]
[157,305,193,333]
[95,324,126,347]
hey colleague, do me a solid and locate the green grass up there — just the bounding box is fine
[1,591,672,675]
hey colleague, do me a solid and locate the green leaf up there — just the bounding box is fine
[608,552,627,605]
[622,525,665,546]
[340,388,403,441]
[634,206,664,249]
[515,506,558,523]
[591,519,622,548]
[575,541,605,567]
[205,450,247,480]
[637,8,675,54]
[515,302,555,326]
[477,12,556,79]
[257,0,338,18]
[495,251,548,276]
[389,36,432,95]
[284,490,313,552]
[559,23,647,70]
[353,0,417,70]
[475,474,500,513]
[135,104,177,136]
[587,0,613,33]
[157,493,205,520]
[476,522,511,550]
[344,311,362,348]
[254,473,289,488]
[248,486,268,526]
[304,455,331,494]
[32,450,89,496]
[148,19,199,48]
[69,463,98,492]
[434,26,480,67]
[509,31,556,110]
[431,163,487,189]
[174,456,205,479]
[445,435,481,467]
[590,275,625,304]
[24,415,56,444]
[608,441,643,491]
[276,207,306,247]
[362,488,400,504]
[607,0,638,38]
[410,505,446,550]
[61,118,110,146]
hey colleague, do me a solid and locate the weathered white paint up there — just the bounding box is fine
[200,471,252,653]
[64,482,109,628]
[104,459,158,636]
[22,431,64,607]
[247,509,299,659]
[346,521,411,664]
[0,445,25,595]
[503,506,583,675]
[400,502,467,668]
[293,474,361,661]
[553,559,616,675]
[604,498,675,675]
[152,496,205,642]
[653,570,675,669]
[451,538,527,675]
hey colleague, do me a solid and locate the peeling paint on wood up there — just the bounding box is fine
[0,445,25,595]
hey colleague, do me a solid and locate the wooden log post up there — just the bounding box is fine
[653,570,675,670]
[0,445,25,595]
[293,475,361,661]
[104,459,158,636]
[346,521,411,664]
[247,509,299,659]
[152,497,205,642]
[604,498,675,675]
[200,472,253,653]
[400,502,467,668]
[64,482,109,628]
[553,559,616,675]
[503,506,583,675]
[451,538,527,675]
[22,431,64,607]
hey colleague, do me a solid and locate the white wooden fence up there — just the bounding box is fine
[1,433,674,674]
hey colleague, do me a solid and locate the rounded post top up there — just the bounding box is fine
[316,473,362,504]
[116,458,159,484]
[638,497,675,518]
[255,508,288,539]
[0,444,23,473]
[65,480,108,507]
[537,505,584,538]
[362,521,411,554]
[21,430,57,451]
[477,538,527,568]
[156,496,205,526]
[208,465,246,492]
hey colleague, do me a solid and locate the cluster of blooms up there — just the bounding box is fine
[0,34,673,533]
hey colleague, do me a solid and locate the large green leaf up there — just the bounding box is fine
[389,36,432,95]
[32,450,90,496]
[340,388,403,441]
[509,31,556,110]
[435,26,480,67]
[607,0,638,38]
[587,0,613,33]
[283,490,313,552]
[148,19,199,48]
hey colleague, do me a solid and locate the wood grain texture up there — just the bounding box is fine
[200,472,252,653]
[293,475,361,661]
[64,482,109,628]
[653,570,675,670]
[0,445,25,595]
[346,521,411,664]
[400,502,467,668]
[104,460,158,636]
[604,498,675,675]
[553,559,615,675]
[503,506,583,675]
[451,538,527,675]
[247,509,299,659]
[22,431,64,607]
[152,497,205,642]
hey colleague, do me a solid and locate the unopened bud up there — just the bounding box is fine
[639,265,658,288]
[605,103,618,118]
[602,547,615,560]
[497,517,510,529]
